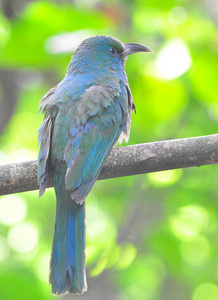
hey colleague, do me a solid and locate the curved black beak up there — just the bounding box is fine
[121,43,153,58]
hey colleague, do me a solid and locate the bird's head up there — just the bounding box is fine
[69,35,152,74]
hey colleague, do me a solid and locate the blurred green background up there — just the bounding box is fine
[0,0,218,299]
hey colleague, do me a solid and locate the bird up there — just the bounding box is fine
[37,35,152,295]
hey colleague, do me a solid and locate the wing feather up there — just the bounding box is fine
[63,85,127,204]
[37,114,52,197]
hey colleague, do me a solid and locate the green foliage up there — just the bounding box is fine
[0,1,217,299]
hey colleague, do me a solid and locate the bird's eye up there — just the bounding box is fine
[109,47,117,55]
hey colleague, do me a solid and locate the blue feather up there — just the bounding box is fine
[50,166,87,295]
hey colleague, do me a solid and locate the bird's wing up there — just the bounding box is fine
[37,85,58,197]
[37,113,52,197]
[39,85,58,113]
[63,84,128,204]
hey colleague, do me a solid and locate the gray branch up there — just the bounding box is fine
[1,134,218,196]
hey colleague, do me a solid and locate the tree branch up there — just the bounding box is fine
[1,134,218,196]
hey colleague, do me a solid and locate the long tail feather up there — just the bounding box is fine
[50,170,87,295]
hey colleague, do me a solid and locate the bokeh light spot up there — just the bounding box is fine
[6,148,37,163]
[180,235,210,266]
[169,205,209,239]
[116,243,137,270]
[193,283,218,300]
[168,7,187,25]
[86,204,107,238]
[0,195,27,226]
[148,169,182,187]
[35,253,50,282]
[155,39,192,80]
[86,244,100,265]
[44,29,95,54]
[8,222,38,253]
[90,256,108,277]
[0,151,6,164]
[0,14,10,47]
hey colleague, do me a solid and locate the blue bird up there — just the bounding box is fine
[37,35,151,295]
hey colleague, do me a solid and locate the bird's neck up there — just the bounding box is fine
[67,56,128,86]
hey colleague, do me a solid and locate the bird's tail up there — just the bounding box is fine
[49,170,87,295]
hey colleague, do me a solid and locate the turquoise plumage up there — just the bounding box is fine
[37,35,151,295]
